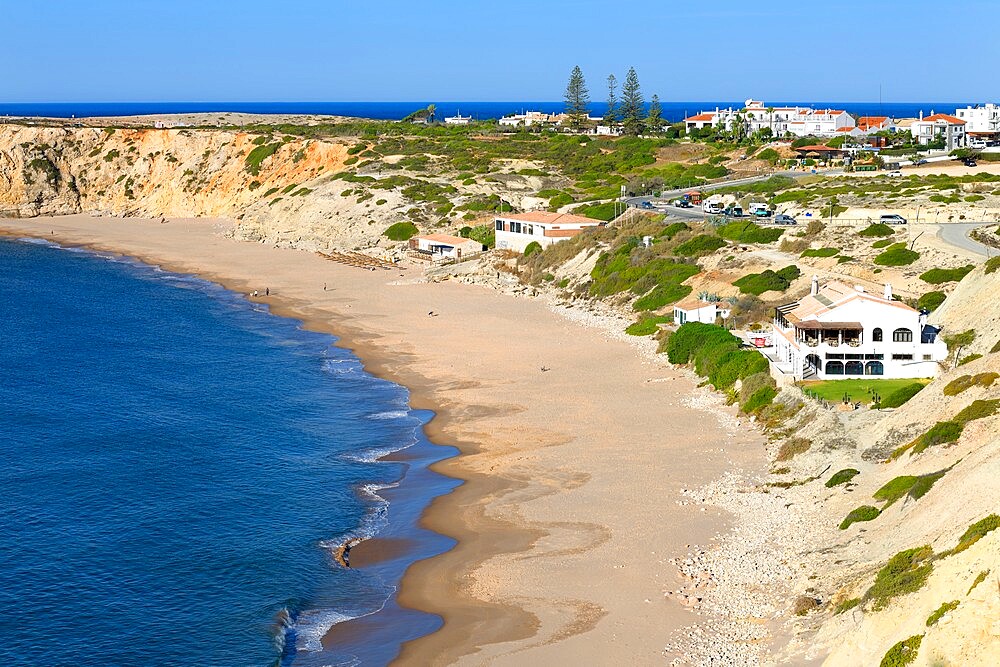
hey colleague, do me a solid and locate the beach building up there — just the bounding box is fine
[673,298,731,325]
[498,111,557,128]
[493,212,603,252]
[856,116,893,133]
[911,112,966,150]
[768,277,947,381]
[444,113,472,125]
[954,103,1000,142]
[408,234,483,260]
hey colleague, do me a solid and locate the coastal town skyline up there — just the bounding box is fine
[4,1,1000,103]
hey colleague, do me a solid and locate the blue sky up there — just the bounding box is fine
[3,0,997,102]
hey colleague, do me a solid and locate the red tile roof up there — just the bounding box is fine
[497,211,601,226]
[684,113,716,122]
[922,114,965,124]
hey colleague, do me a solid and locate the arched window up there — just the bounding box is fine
[866,360,884,376]
[806,354,822,371]
[872,327,883,342]
[826,361,844,375]
[892,328,913,342]
[845,360,864,375]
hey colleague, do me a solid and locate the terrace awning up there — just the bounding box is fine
[795,321,863,330]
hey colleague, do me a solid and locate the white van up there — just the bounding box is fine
[702,200,724,214]
[880,214,907,225]
[969,139,988,149]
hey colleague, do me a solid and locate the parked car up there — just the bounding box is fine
[748,202,771,217]
[673,199,693,208]
[880,214,907,225]
[915,159,928,165]
[962,158,978,167]
[969,139,988,149]
[640,201,654,209]
[887,169,903,177]
[773,214,797,225]
[725,205,744,218]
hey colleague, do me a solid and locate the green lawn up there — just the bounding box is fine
[799,379,931,403]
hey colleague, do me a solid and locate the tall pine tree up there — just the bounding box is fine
[646,94,663,133]
[620,67,644,136]
[563,66,590,130]
[604,74,618,127]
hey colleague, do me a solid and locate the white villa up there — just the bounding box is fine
[684,98,856,138]
[408,233,483,260]
[769,278,947,381]
[673,298,731,325]
[911,112,966,150]
[498,111,559,128]
[954,103,1000,142]
[493,212,603,252]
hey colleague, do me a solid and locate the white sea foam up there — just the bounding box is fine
[367,409,410,420]
[16,237,61,247]
[321,358,362,375]
[293,608,361,652]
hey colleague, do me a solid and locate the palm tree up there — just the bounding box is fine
[427,104,436,123]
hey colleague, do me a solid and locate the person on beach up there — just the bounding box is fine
[252,290,258,297]
[343,543,351,568]
[265,288,269,296]
[323,283,327,291]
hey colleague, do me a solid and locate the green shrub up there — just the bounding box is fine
[953,515,1000,554]
[943,372,999,396]
[944,329,976,351]
[879,634,922,667]
[872,238,894,249]
[572,201,618,221]
[919,265,974,284]
[866,546,934,611]
[716,221,784,244]
[874,245,920,266]
[801,247,839,258]
[666,322,734,364]
[658,222,689,239]
[632,283,692,311]
[968,570,990,594]
[524,241,542,256]
[873,476,919,506]
[675,234,726,257]
[985,256,1000,274]
[834,597,861,614]
[917,291,946,311]
[245,142,282,175]
[383,221,419,241]
[733,265,800,295]
[741,385,778,413]
[826,468,860,487]
[908,470,946,500]
[926,601,959,626]
[958,353,983,366]
[880,383,925,409]
[625,315,671,336]
[860,223,895,237]
[910,421,964,455]
[953,398,1000,424]
[667,323,768,392]
[840,505,881,529]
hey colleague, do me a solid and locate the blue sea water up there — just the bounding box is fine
[0,236,458,667]
[0,100,972,123]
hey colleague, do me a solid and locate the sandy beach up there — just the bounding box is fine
[0,215,768,665]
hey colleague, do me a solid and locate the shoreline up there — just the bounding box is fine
[1,215,769,665]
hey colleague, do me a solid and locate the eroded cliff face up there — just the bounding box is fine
[0,124,406,250]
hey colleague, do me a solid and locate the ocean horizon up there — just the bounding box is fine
[0,236,458,666]
[0,100,975,123]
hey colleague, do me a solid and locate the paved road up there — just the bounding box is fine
[935,222,996,257]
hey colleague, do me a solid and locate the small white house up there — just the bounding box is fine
[444,113,472,125]
[911,113,966,150]
[770,278,948,380]
[408,234,483,260]
[673,298,731,325]
[494,212,603,252]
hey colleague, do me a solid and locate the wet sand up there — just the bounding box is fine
[0,215,768,665]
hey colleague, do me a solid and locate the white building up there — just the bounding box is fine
[494,212,603,252]
[954,103,1000,141]
[673,298,731,325]
[498,111,557,128]
[444,113,472,125]
[684,98,855,138]
[770,278,947,381]
[408,234,483,260]
[911,112,966,150]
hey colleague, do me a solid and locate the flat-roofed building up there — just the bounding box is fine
[493,212,603,252]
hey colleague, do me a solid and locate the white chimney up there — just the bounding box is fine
[855,285,866,293]
[919,110,924,120]
[884,283,893,300]
[811,275,819,296]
